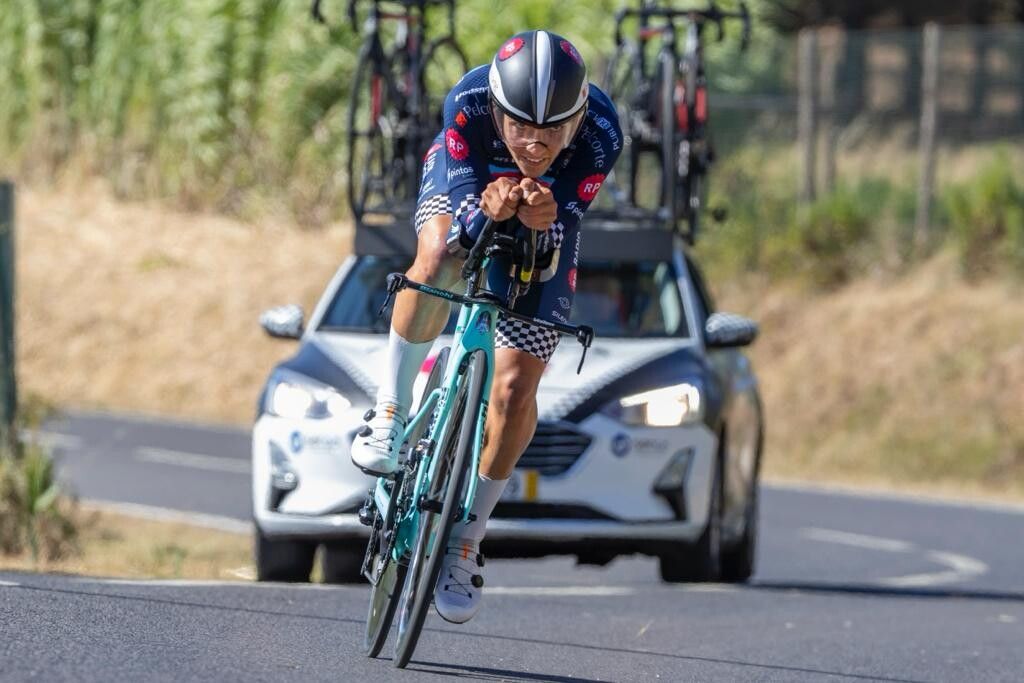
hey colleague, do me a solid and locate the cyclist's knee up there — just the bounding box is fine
[491,351,544,417]
[410,214,459,286]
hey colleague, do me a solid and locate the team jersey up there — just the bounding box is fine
[417,64,622,327]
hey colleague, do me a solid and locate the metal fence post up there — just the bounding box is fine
[915,23,941,252]
[0,180,16,454]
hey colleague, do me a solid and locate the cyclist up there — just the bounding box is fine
[352,30,622,624]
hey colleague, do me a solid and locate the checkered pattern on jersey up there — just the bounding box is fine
[454,194,482,222]
[414,194,453,234]
[495,315,561,364]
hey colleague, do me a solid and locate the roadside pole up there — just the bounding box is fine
[0,180,16,454]
[797,29,818,206]
[915,23,941,253]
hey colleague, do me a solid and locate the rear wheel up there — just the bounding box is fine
[393,351,484,669]
[254,528,316,582]
[321,542,365,584]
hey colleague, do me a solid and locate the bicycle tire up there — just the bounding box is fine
[393,350,485,669]
[659,49,678,231]
[421,36,470,130]
[603,42,641,208]
[362,346,450,657]
[348,41,392,222]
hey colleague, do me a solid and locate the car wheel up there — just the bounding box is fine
[321,541,367,584]
[658,452,722,583]
[720,482,758,583]
[254,528,316,582]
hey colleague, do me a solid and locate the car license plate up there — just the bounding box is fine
[500,469,539,502]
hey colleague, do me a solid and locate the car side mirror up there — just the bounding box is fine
[705,312,758,348]
[260,304,305,340]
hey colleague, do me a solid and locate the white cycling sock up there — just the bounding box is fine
[457,475,509,546]
[376,328,433,417]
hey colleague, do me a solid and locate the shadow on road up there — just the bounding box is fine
[408,660,607,682]
[3,577,934,682]
[750,580,1024,603]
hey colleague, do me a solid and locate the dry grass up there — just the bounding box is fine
[12,180,1024,499]
[16,179,353,424]
[717,251,1024,497]
[0,507,252,580]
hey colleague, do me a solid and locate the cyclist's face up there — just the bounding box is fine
[499,111,583,176]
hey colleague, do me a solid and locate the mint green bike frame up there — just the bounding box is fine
[372,284,496,564]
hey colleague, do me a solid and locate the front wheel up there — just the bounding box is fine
[348,43,393,222]
[658,453,722,583]
[393,350,485,669]
[363,347,451,657]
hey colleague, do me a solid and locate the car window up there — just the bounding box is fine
[319,256,690,338]
[570,261,689,337]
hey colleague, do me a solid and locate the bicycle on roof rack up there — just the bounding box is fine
[604,0,750,244]
[312,0,469,223]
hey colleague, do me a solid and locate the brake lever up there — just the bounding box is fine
[575,325,594,375]
[377,273,407,318]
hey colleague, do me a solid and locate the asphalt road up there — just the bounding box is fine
[3,410,1022,682]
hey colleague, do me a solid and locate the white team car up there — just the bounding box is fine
[252,219,763,584]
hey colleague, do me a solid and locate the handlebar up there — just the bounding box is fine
[614,1,751,50]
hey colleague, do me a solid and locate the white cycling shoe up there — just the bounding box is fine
[350,402,406,476]
[434,538,486,624]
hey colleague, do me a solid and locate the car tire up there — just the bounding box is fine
[719,483,758,583]
[321,542,366,584]
[254,528,316,582]
[657,451,722,583]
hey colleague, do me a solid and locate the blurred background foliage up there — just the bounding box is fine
[1,0,1022,280]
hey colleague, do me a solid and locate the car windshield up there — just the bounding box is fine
[318,256,689,338]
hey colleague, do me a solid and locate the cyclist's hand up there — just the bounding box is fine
[516,179,556,231]
[481,177,523,221]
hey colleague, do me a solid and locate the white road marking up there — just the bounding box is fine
[767,480,1024,515]
[26,431,83,450]
[0,580,21,587]
[879,551,989,588]
[802,526,989,587]
[135,447,250,474]
[83,500,251,534]
[226,566,256,581]
[801,527,915,553]
[488,586,635,597]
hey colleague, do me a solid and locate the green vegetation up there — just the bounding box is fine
[697,147,1024,286]
[944,151,1024,280]
[0,0,767,223]
[0,442,79,564]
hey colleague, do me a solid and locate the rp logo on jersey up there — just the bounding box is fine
[577,174,606,202]
[446,128,469,161]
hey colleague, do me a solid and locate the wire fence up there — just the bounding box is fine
[707,22,1024,193]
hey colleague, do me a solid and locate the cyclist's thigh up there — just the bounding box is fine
[491,224,582,365]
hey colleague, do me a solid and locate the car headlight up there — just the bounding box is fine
[604,382,703,427]
[266,376,352,419]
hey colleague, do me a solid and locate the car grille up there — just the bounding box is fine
[516,422,591,476]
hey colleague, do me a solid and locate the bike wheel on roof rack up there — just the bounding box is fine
[348,42,395,222]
